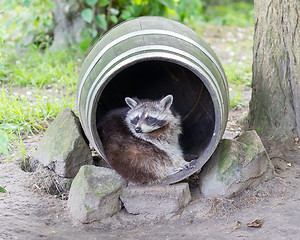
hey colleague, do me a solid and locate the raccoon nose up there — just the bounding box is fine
[135,127,142,133]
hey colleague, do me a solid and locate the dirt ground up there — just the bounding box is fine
[1,123,300,240]
[1,26,300,240]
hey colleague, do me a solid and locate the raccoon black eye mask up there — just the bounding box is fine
[147,117,166,127]
[130,113,166,130]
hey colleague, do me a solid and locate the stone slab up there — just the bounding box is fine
[120,182,191,218]
[68,165,127,223]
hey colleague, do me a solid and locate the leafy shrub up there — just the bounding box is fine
[1,0,254,46]
[1,0,55,45]
[80,0,179,38]
[177,0,204,24]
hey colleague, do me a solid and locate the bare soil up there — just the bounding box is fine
[1,26,300,240]
[1,136,300,240]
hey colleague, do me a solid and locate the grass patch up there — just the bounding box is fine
[204,2,254,27]
[225,62,252,109]
[0,129,9,156]
[225,62,252,87]
[195,24,253,109]
[0,88,75,158]
[1,44,80,90]
[0,42,83,156]
[228,85,245,108]
[0,88,74,135]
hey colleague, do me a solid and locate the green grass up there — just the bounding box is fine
[220,27,253,109]
[0,87,76,157]
[228,86,245,108]
[204,2,254,27]
[0,88,74,134]
[1,44,79,90]
[0,129,9,156]
[225,63,252,87]
[225,62,252,109]
[0,42,84,156]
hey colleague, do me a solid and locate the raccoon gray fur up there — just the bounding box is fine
[98,95,189,184]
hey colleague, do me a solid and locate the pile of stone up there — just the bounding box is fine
[67,165,192,223]
[32,108,275,223]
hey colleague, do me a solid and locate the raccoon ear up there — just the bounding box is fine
[125,97,138,109]
[160,95,173,109]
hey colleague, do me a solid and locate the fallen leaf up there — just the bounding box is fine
[0,186,7,193]
[247,218,263,228]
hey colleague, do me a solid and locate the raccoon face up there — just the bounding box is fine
[125,95,174,134]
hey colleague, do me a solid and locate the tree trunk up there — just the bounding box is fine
[249,0,300,146]
[51,0,86,50]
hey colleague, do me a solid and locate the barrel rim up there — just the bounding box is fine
[77,19,228,113]
[84,45,227,127]
[88,55,225,183]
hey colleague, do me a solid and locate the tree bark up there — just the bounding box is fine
[249,0,300,145]
[51,0,86,50]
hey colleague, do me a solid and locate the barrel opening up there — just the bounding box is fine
[95,60,215,161]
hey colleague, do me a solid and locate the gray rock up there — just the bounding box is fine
[68,165,127,223]
[32,108,93,178]
[120,183,191,218]
[199,130,274,198]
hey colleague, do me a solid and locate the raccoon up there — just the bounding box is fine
[98,95,189,184]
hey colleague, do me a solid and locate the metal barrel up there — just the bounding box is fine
[77,16,229,183]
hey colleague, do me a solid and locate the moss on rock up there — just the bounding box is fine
[199,130,274,198]
[68,165,127,223]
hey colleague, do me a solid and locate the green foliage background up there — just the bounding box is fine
[1,0,254,46]
[0,0,254,157]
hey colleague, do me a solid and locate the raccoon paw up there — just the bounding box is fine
[188,159,197,169]
[173,161,190,173]
[172,167,184,174]
[173,160,197,173]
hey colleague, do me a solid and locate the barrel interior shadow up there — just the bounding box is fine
[96,60,215,161]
